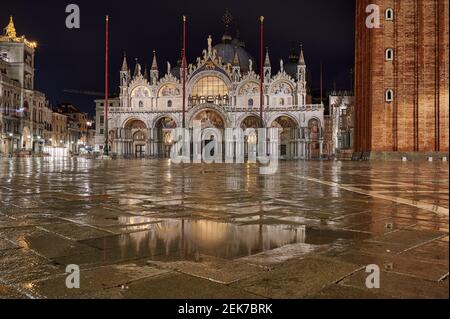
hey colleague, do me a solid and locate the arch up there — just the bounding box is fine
[308,118,321,159]
[385,48,394,61]
[269,80,295,95]
[154,116,178,129]
[152,114,179,129]
[237,80,260,96]
[385,8,394,21]
[267,113,300,128]
[190,109,226,129]
[191,75,229,98]
[123,118,147,130]
[386,89,394,102]
[131,85,151,98]
[269,115,299,158]
[187,70,232,96]
[188,104,232,128]
[239,114,262,130]
[158,83,181,97]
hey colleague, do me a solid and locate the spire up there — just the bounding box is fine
[151,50,158,70]
[221,8,233,43]
[143,64,149,80]
[232,49,240,67]
[121,52,128,71]
[298,44,306,66]
[264,47,271,67]
[133,58,142,77]
[4,16,17,38]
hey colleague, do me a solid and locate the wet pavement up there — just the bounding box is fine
[0,158,448,299]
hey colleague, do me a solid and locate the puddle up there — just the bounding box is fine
[81,218,367,262]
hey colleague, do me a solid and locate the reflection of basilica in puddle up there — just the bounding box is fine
[117,217,306,260]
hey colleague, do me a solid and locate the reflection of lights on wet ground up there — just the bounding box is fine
[117,218,306,260]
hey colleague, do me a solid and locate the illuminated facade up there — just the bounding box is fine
[0,17,51,156]
[96,22,325,159]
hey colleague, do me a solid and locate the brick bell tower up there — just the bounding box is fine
[354,0,449,157]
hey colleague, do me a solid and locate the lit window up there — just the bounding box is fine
[386,89,394,102]
[192,76,229,98]
[385,48,394,61]
[386,8,394,21]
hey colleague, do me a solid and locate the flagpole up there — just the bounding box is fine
[259,16,264,128]
[182,15,187,129]
[104,15,109,156]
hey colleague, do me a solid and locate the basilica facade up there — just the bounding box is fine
[95,31,325,160]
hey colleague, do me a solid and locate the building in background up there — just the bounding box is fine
[354,0,449,160]
[0,16,47,156]
[56,104,89,154]
[328,91,354,159]
[48,109,68,157]
[94,97,120,154]
[95,12,325,159]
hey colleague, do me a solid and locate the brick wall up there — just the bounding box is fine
[355,0,449,153]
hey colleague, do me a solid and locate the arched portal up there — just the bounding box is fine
[308,118,321,159]
[271,116,299,158]
[122,119,148,157]
[190,109,225,129]
[154,116,177,158]
[240,115,261,159]
[190,109,226,161]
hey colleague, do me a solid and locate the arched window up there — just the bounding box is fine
[192,76,229,98]
[167,100,173,108]
[385,48,394,61]
[139,101,144,108]
[386,89,394,102]
[386,8,394,21]
[248,98,254,107]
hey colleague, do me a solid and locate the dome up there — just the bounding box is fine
[284,62,298,79]
[213,42,255,73]
[284,51,299,79]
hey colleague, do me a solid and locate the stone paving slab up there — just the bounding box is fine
[306,284,391,299]
[0,284,28,299]
[0,249,65,285]
[147,255,262,284]
[119,272,262,299]
[27,263,171,299]
[339,269,449,299]
[231,256,360,299]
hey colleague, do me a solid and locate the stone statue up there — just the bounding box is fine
[280,59,284,72]
[167,62,171,74]
[207,35,213,54]
[249,59,253,72]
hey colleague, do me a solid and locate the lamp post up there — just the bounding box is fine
[103,15,110,156]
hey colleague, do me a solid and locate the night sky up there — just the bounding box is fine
[0,0,355,116]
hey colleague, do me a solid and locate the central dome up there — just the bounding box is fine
[214,39,255,73]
